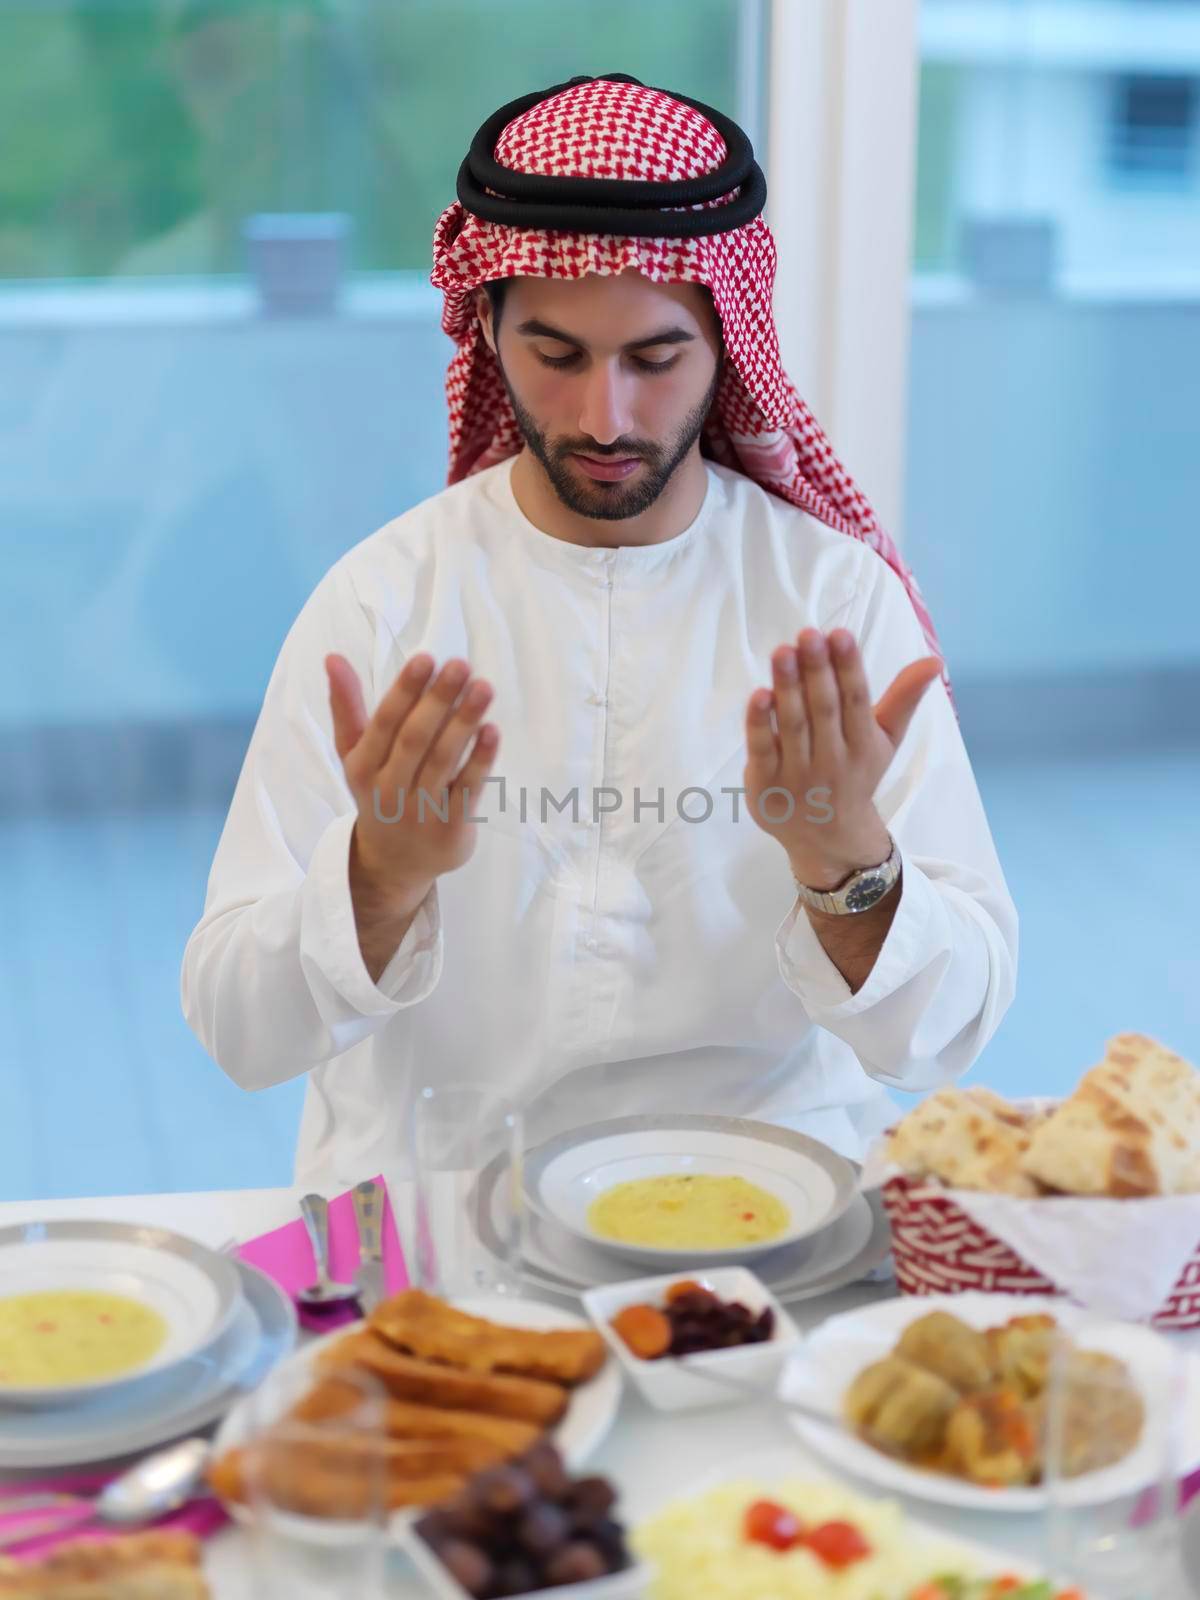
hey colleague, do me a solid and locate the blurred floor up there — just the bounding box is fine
[1,748,1197,1202]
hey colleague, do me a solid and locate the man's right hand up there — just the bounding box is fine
[326,651,500,916]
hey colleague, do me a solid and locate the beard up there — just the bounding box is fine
[494,348,724,523]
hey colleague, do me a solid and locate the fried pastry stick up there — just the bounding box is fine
[316,1329,568,1425]
[207,1434,473,1517]
[368,1289,607,1385]
[291,1377,542,1455]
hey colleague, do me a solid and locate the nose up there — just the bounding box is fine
[578,359,636,450]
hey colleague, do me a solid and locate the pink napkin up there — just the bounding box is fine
[0,1467,228,1563]
[235,1175,408,1331]
[1130,1466,1200,1527]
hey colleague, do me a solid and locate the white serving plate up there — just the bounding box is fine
[524,1116,860,1270]
[633,1444,1066,1598]
[0,1220,243,1407]
[582,1267,801,1413]
[210,1295,623,1547]
[0,1259,296,1472]
[780,1290,1200,1513]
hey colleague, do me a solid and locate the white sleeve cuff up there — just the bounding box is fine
[774,850,945,1018]
[301,812,443,1017]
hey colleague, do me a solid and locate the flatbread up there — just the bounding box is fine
[887,1087,1041,1196]
[0,1532,208,1599]
[1021,1033,1200,1197]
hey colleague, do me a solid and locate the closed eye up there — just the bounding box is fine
[535,351,680,374]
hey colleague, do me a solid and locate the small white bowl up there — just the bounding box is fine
[404,1525,653,1600]
[581,1267,800,1414]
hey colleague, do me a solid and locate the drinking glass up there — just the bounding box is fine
[404,1080,524,1299]
[1041,1316,1188,1598]
[238,1359,391,1600]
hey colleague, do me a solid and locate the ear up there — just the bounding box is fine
[475,288,496,354]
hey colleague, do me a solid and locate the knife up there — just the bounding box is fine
[352,1178,387,1314]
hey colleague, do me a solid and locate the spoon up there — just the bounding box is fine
[296,1191,360,1312]
[0,1437,211,1551]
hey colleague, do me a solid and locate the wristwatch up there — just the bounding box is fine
[792,834,901,915]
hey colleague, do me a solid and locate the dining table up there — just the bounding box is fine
[0,1184,1193,1598]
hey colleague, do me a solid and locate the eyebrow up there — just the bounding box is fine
[513,317,697,352]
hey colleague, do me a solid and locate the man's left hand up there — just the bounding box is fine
[743,628,943,891]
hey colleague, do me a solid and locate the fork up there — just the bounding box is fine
[0,1490,86,1518]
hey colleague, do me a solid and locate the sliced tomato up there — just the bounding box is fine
[803,1519,873,1568]
[743,1498,804,1551]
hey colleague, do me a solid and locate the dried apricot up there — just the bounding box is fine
[610,1303,672,1360]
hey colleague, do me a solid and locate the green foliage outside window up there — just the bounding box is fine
[0,0,747,280]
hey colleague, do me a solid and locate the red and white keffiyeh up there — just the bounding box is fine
[430,75,955,714]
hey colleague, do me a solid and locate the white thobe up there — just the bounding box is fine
[180,456,1018,1190]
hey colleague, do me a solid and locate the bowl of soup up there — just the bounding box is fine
[523,1116,860,1270]
[0,1220,242,1406]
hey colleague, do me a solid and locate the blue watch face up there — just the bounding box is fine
[845,874,886,911]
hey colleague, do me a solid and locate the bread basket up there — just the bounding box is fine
[880,1171,1200,1329]
[872,1036,1200,1329]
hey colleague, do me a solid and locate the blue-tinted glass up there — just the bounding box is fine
[908,0,1200,1098]
[0,1,761,1199]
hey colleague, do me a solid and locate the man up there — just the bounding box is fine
[181,73,1017,1189]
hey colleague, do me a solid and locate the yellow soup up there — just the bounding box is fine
[0,1291,169,1388]
[587,1174,791,1249]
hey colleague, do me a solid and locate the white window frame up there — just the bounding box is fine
[764,0,921,541]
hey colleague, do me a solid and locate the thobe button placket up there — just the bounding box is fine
[586,691,607,707]
[589,548,616,586]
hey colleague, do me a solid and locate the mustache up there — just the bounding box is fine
[566,446,647,460]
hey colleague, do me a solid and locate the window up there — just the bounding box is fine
[0,1,765,1200]
[1108,73,1198,185]
[0,1,762,281]
[905,0,1200,1100]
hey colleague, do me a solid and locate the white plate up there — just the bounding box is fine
[635,1444,1057,1595]
[0,1220,243,1406]
[525,1198,874,1297]
[780,1291,1200,1512]
[0,1259,296,1472]
[211,1295,623,1545]
[473,1151,889,1302]
[525,1116,859,1270]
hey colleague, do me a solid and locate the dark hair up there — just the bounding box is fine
[484,278,512,332]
